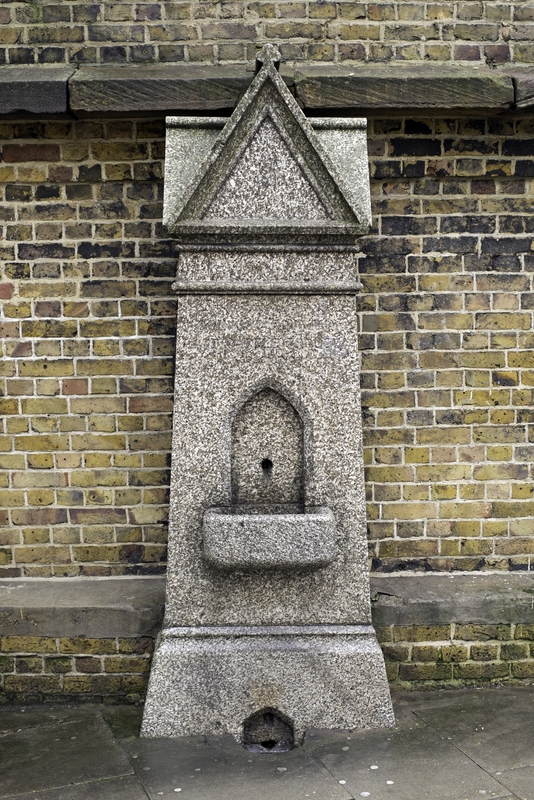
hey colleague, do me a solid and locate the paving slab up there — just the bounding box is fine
[411,687,534,773]
[0,704,93,734]
[0,706,133,797]
[125,735,351,800]
[306,723,510,800]
[2,776,149,800]
[0,688,532,800]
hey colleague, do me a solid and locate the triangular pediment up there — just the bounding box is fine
[163,44,371,244]
[204,116,330,222]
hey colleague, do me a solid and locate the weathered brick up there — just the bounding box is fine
[1,636,57,654]
[393,626,451,643]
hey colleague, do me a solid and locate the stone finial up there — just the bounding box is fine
[255,42,281,73]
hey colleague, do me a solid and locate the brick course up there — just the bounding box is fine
[0,2,532,66]
[0,634,153,704]
[379,623,534,687]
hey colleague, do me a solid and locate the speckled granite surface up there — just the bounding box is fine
[143,44,392,742]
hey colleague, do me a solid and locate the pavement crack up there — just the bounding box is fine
[308,748,356,799]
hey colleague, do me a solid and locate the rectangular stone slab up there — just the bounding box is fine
[69,64,253,114]
[0,66,75,115]
[0,577,165,638]
[370,573,534,626]
[294,65,514,112]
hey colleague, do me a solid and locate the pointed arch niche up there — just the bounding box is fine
[231,386,304,513]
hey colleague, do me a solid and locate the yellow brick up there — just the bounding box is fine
[27,454,54,469]
[417,465,470,481]
[439,502,492,519]
[393,625,451,643]
[0,455,25,469]
[0,165,16,180]
[381,502,437,520]
[71,470,126,488]
[0,491,24,507]
[511,484,534,499]
[30,418,58,433]
[19,360,74,377]
[431,484,457,500]
[6,419,28,434]
[403,484,429,501]
[21,399,68,415]
[365,466,414,482]
[26,490,55,505]
[482,520,508,537]
[487,446,512,461]
[104,656,150,674]
[441,539,459,555]
[510,518,534,536]
[405,447,430,464]
[93,340,121,357]
[451,521,481,537]
[23,529,50,545]
[84,454,112,468]
[70,398,126,414]
[59,637,116,655]
[417,428,470,445]
[15,435,69,452]
[91,378,117,394]
[17,166,46,181]
[460,539,492,556]
[15,546,71,564]
[71,434,126,451]
[86,489,113,505]
[1,636,57,653]
[88,416,116,433]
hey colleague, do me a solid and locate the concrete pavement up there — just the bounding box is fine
[0,686,533,799]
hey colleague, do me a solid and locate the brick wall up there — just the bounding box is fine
[363,115,534,573]
[1,115,534,575]
[379,623,534,688]
[0,634,153,704]
[0,1,533,67]
[0,119,172,577]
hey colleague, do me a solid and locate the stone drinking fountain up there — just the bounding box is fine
[141,43,394,749]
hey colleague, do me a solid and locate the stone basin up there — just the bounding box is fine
[202,506,335,570]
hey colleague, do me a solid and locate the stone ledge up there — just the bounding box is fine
[371,573,534,627]
[294,64,514,113]
[68,64,256,115]
[0,574,532,641]
[0,577,165,639]
[0,66,75,115]
[0,63,523,117]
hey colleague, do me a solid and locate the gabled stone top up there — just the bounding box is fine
[163,44,371,246]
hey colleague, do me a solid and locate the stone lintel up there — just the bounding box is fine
[371,573,534,627]
[0,66,75,115]
[0,64,523,118]
[0,577,165,639]
[68,64,258,115]
[294,64,514,113]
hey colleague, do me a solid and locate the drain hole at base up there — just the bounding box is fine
[243,708,294,753]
